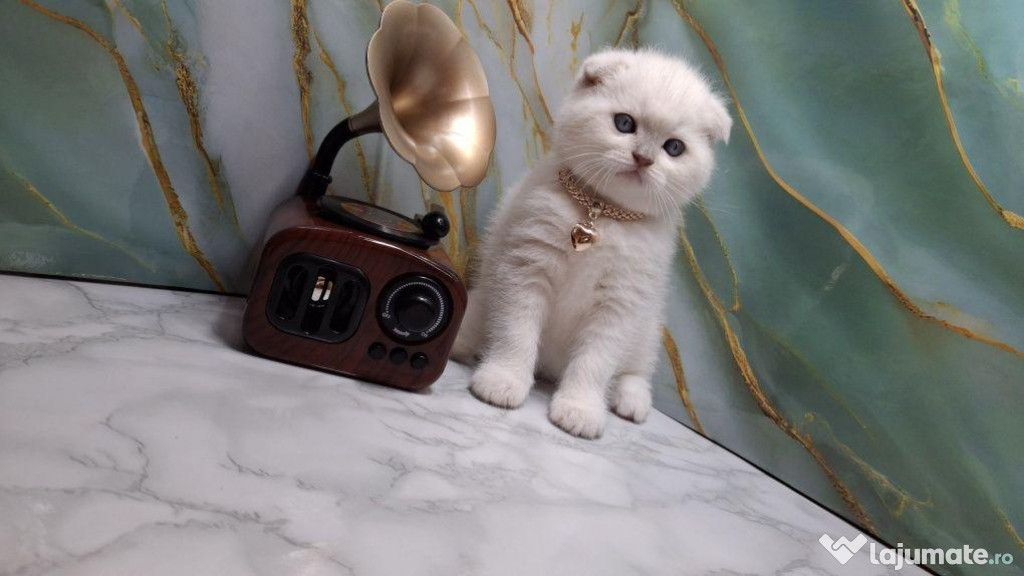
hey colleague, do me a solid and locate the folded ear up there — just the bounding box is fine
[706,97,733,144]
[576,50,629,89]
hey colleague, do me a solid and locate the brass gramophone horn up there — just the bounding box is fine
[304,0,496,196]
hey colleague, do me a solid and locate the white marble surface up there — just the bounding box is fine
[0,274,924,576]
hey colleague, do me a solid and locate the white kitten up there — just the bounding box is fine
[453,48,731,438]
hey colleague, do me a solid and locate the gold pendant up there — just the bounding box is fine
[570,221,598,251]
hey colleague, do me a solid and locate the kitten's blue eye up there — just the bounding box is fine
[663,138,686,157]
[614,113,636,134]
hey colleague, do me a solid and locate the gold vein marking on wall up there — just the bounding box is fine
[569,13,583,74]
[466,0,550,152]
[502,0,553,127]
[506,0,534,53]
[943,0,989,82]
[1000,511,1024,551]
[693,199,740,312]
[614,1,644,48]
[161,5,235,225]
[454,0,464,30]
[944,0,1024,109]
[491,152,506,201]
[743,313,874,435]
[310,25,376,203]
[7,168,154,272]
[673,0,1024,360]
[512,10,554,130]
[810,413,931,518]
[544,0,555,45]
[417,180,432,210]
[529,60,554,128]
[680,229,875,532]
[110,0,145,36]
[438,191,465,278]
[686,207,873,432]
[290,0,314,159]
[110,0,242,235]
[459,185,479,258]
[661,326,706,435]
[899,0,1024,231]
[19,0,226,292]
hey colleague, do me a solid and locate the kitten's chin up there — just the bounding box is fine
[600,180,655,216]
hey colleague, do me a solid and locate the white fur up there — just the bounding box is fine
[452,48,731,439]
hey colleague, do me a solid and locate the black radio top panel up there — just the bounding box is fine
[318,196,440,249]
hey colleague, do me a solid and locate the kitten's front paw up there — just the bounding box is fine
[611,375,652,423]
[470,363,532,408]
[549,393,607,439]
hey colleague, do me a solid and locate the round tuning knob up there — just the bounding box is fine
[396,291,437,333]
[378,275,451,343]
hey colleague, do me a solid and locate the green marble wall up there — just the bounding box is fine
[1,1,1021,573]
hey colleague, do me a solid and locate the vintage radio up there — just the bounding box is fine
[243,1,495,390]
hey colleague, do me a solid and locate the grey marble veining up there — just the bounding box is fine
[0,275,924,576]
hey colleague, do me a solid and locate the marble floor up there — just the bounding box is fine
[0,275,925,575]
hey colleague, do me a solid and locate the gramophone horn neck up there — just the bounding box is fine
[303,101,382,198]
[348,101,381,134]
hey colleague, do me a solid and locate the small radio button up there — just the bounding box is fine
[368,342,387,360]
[389,347,408,365]
[409,353,429,370]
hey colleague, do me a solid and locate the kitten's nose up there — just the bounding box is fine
[632,152,654,168]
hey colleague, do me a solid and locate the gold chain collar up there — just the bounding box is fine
[557,169,645,251]
[557,169,647,222]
